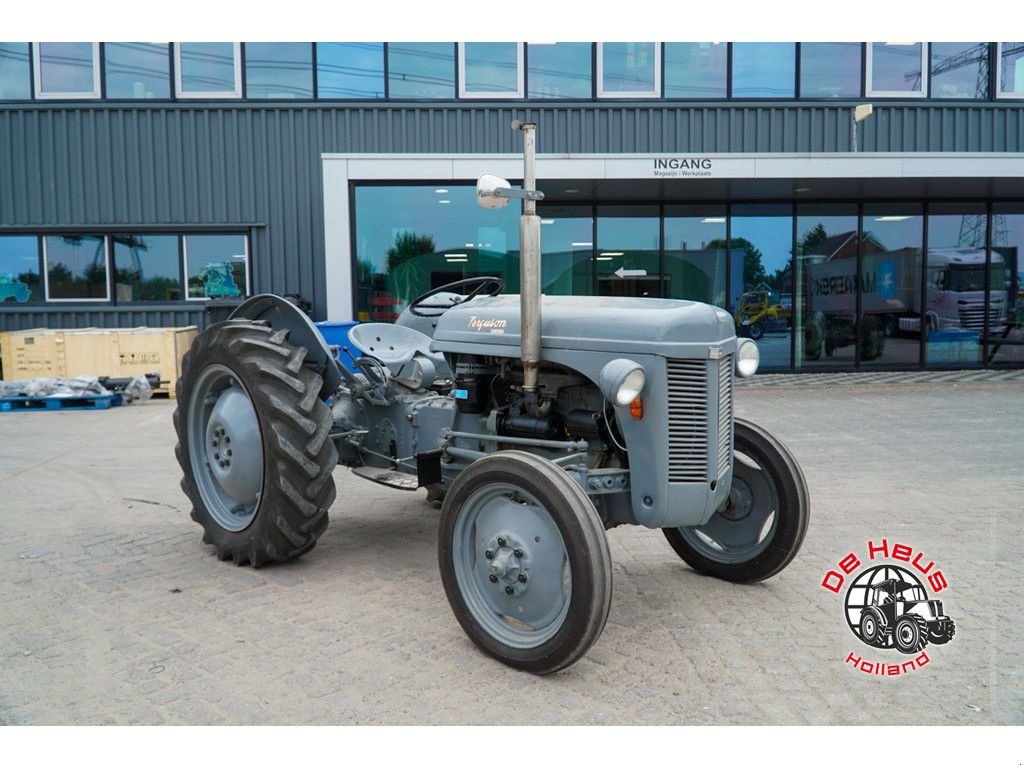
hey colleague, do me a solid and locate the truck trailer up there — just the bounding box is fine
[803,247,1008,361]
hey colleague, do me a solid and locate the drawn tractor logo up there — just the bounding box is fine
[848,566,956,653]
[198,261,241,298]
[0,273,31,303]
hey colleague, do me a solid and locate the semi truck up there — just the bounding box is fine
[804,247,1009,361]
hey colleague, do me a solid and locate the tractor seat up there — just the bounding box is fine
[348,322,443,370]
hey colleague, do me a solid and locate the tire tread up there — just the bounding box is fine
[173,321,337,568]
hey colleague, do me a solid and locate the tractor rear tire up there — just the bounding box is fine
[662,419,809,583]
[894,615,929,654]
[438,451,612,674]
[174,320,338,567]
[859,608,886,647]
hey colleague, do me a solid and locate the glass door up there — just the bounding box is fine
[595,206,662,298]
[730,204,794,369]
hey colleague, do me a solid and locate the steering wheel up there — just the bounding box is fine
[408,276,505,317]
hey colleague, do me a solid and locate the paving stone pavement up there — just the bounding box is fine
[0,376,1022,725]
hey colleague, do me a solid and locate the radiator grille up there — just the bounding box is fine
[666,359,708,482]
[959,301,1004,331]
[717,354,734,478]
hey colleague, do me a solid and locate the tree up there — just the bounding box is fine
[386,231,437,309]
[706,237,766,289]
[798,223,830,256]
[386,231,436,273]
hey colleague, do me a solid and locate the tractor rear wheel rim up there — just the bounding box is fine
[188,363,263,532]
[452,483,571,649]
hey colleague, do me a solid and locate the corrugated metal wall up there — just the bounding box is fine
[1,101,1023,332]
[0,306,205,330]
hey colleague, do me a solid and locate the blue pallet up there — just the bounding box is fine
[0,394,123,412]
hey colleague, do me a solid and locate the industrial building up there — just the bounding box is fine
[1,41,1022,370]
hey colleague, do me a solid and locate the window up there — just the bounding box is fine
[104,42,170,99]
[44,235,108,301]
[930,43,988,99]
[244,42,313,99]
[925,204,989,366]
[526,43,591,99]
[459,42,523,98]
[596,206,661,297]
[795,205,859,368]
[0,236,40,302]
[867,43,927,97]
[732,43,795,98]
[352,185,520,321]
[663,206,728,305]
[3,232,249,305]
[184,234,248,300]
[0,43,31,100]
[997,42,1024,97]
[800,43,861,98]
[175,42,241,98]
[731,204,794,369]
[317,42,384,99]
[388,43,455,99]
[664,43,726,99]
[860,205,924,367]
[536,206,595,295]
[34,42,100,99]
[112,234,182,302]
[597,43,659,98]
[990,204,1024,365]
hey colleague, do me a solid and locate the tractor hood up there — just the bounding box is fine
[432,295,736,357]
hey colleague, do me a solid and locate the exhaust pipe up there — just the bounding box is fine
[518,121,542,417]
[476,121,545,417]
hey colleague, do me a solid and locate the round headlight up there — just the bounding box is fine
[598,359,647,407]
[615,368,646,406]
[736,339,760,378]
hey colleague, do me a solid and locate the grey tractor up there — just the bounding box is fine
[173,122,810,673]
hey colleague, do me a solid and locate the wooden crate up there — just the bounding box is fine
[62,330,121,381]
[108,327,197,396]
[0,326,198,398]
[0,328,68,380]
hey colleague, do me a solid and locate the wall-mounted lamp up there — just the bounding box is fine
[852,104,874,153]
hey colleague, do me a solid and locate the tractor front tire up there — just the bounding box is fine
[663,419,810,583]
[438,451,612,674]
[894,615,929,654]
[174,320,338,567]
[929,619,956,645]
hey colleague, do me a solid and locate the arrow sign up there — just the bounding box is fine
[614,267,648,279]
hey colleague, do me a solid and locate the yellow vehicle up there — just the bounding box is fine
[736,288,791,340]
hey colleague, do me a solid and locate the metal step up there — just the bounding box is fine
[350,465,419,491]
